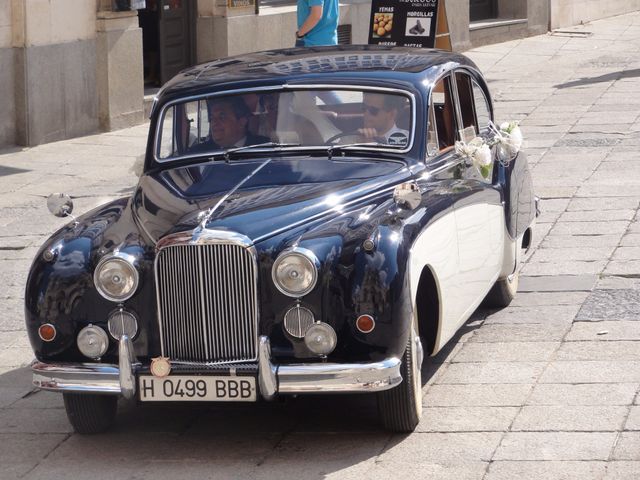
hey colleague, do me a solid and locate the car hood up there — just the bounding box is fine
[133,156,409,244]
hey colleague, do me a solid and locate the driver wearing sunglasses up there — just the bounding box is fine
[358,93,409,147]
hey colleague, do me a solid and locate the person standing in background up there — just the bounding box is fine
[295,0,339,47]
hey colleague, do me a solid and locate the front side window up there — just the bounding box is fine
[429,75,457,153]
[156,89,413,161]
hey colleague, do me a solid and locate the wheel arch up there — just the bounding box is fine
[414,264,442,356]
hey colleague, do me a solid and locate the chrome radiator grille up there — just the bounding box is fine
[155,243,258,363]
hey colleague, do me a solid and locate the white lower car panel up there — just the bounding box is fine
[138,375,257,402]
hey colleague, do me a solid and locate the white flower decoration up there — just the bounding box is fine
[455,136,493,178]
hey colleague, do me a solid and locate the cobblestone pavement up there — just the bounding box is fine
[1,12,640,480]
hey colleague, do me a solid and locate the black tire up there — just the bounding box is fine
[484,271,519,308]
[63,393,118,434]
[377,323,423,432]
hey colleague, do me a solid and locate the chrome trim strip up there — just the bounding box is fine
[276,358,402,393]
[32,361,121,394]
[118,334,138,400]
[153,84,417,163]
[258,336,277,400]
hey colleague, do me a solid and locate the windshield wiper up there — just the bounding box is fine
[223,142,301,161]
[326,142,388,160]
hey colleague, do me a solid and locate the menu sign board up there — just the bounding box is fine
[368,0,440,48]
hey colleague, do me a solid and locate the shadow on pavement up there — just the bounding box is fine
[554,68,640,89]
[0,340,466,480]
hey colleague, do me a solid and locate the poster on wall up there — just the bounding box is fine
[368,0,439,48]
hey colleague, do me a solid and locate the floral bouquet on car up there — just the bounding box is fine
[491,121,523,163]
[455,121,524,179]
[455,136,493,179]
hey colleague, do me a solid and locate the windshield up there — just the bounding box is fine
[156,89,413,161]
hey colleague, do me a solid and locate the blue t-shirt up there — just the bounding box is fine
[297,0,338,46]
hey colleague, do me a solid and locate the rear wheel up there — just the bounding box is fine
[377,319,423,432]
[484,271,519,308]
[63,393,117,434]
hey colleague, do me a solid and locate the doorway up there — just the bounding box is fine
[139,0,196,87]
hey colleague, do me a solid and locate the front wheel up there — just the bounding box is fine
[377,320,423,432]
[63,393,118,434]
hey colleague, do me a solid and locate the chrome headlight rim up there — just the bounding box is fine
[272,247,319,298]
[93,252,140,302]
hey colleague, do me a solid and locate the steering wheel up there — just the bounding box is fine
[325,131,363,144]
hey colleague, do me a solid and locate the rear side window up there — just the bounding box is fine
[455,72,492,136]
[472,80,491,132]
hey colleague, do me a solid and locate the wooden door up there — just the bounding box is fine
[159,0,194,85]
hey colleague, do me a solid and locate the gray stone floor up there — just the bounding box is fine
[1,12,640,480]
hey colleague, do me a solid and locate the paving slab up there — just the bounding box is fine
[518,275,596,292]
[511,405,628,432]
[453,342,559,363]
[527,383,638,407]
[565,321,640,341]
[423,384,533,408]
[577,289,640,320]
[540,361,640,384]
[625,406,640,431]
[486,461,606,480]
[494,432,617,461]
[612,432,640,460]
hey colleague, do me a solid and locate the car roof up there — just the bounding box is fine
[157,45,480,101]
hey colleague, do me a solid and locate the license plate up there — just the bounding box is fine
[138,375,257,402]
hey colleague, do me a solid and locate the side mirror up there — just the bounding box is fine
[47,193,74,218]
[393,182,421,210]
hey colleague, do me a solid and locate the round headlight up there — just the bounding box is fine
[272,248,318,297]
[77,325,109,359]
[107,309,139,340]
[94,253,139,302]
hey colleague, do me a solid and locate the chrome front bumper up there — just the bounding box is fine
[32,336,402,399]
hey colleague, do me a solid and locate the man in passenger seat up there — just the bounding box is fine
[359,93,410,147]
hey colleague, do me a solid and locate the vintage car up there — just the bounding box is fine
[26,45,536,434]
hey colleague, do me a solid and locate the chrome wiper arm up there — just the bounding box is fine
[223,142,301,160]
[326,142,386,160]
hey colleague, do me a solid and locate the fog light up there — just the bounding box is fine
[304,322,337,356]
[77,325,109,359]
[38,323,57,342]
[284,305,315,338]
[356,314,376,333]
[107,309,139,340]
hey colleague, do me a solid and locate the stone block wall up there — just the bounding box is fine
[0,0,15,147]
[551,0,640,29]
